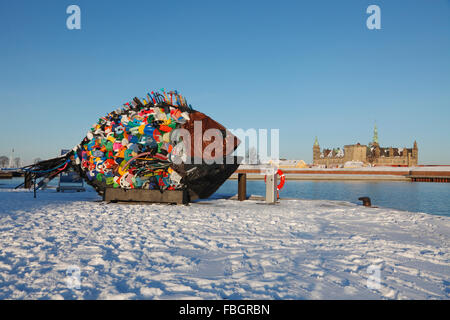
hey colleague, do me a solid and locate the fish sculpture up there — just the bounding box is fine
[25,90,241,201]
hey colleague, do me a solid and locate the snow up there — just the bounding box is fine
[0,188,449,300]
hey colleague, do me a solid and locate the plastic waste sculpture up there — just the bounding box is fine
[25,90,240,200]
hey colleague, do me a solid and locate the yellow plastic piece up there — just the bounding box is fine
[138,124,146,135]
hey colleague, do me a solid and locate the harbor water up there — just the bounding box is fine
[215,180,450,217]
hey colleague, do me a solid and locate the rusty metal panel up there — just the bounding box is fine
[104,188,188,204]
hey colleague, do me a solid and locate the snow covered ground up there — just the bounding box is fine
[0,188,448,300]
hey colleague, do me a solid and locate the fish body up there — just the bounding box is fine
[27,90,241,201]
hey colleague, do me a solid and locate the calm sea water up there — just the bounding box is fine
[2,177,450,217]
[214,180,450,217]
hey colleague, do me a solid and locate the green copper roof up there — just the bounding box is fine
[373,123,379,144]
[314,136,319,146]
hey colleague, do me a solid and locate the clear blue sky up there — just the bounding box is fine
[1,0,449,165]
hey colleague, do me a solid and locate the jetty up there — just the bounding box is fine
[0,171,13,179]
[231,165,450,183]
[0,169,24,179]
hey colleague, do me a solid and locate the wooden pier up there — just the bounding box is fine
[232,167,450,183]
[410,177,450,182]
[0,172,13,179]
[408,171,450,183]
[0,170,24,179]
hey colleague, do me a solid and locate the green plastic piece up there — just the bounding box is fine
[105,141,113,151]
[168,122,177,129]
[124,149,133,162]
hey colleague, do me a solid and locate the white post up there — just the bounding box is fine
[9,149,14,168]
[265,167,277,204]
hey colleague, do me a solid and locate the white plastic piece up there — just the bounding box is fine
[181,112,190,121]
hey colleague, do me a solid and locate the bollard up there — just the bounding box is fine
[238,173,247,201]
[265,169,277,204]
[358,196,371,207]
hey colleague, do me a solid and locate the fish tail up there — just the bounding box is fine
[22,152,73,187]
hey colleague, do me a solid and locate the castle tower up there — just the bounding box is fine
[372,123,379,146]
[313,137,320,164]
[412,140,418,165]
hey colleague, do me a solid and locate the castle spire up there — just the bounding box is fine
[373,122,379,144]
[314,136,319,147]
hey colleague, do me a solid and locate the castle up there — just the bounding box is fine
[312,125,418,167]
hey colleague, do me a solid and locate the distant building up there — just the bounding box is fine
[269,159,308,168]
[312,125,418,167]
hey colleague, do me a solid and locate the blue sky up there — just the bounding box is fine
[0,0,449,164]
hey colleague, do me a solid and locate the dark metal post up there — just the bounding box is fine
[238,173,247,201]
[24,172,32,189]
